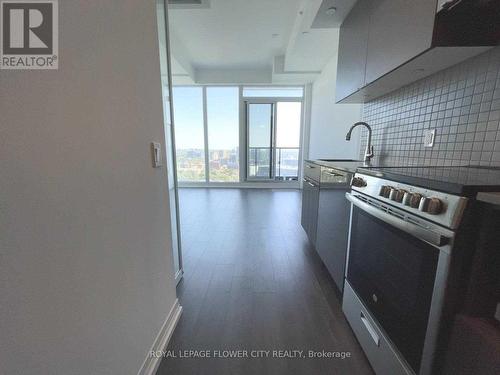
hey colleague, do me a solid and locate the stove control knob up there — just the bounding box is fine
[389,188,405,202]
[379,185,391,197]
[419,197,429,212]
[426,198,444,215]
[351,177,367,187]
[388,188,397,201]
[396,189,406,203]
[409,193,423,208]
[402,191,412,206]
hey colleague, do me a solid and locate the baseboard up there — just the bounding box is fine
[178,182,299,189]
[137,299,183,375]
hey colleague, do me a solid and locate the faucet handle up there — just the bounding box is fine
[367,145,374,158]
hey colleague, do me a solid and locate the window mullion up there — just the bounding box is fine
[203,86,209,183]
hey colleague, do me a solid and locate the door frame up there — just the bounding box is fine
[245,100,275,181]
[243,97,303,183]
[158,0,183,283]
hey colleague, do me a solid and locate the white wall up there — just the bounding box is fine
[308,55,362,160]
[0,1,178,374]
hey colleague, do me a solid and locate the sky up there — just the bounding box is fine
[172,87,206,149]
[172,86,301,150]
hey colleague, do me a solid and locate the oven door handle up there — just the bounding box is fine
[346,193,453,247]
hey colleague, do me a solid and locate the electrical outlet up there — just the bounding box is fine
[424,129,436,147]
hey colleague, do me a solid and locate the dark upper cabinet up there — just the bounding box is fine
[335,0,370,102]
[336,0,500,103]
[364,0,436,85]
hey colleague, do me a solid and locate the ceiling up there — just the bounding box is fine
[168,0,357,84]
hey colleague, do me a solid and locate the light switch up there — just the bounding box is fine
[151,142,162,167]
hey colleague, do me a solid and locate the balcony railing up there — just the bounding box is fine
[248,147,299,181]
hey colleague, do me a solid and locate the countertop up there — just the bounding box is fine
[476,192,500,206]
[358,166,500,196]
[306,160,500,197]
[305,159,369,174]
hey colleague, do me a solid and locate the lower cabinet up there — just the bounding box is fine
[316,186,351,293]
[301,165,352,294]
[301,178,320,247]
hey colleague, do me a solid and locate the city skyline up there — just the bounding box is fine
[176,146,299,182]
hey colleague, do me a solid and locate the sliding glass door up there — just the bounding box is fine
[156,0,183,283]
[247,103,274,180]
[245,100,302,181]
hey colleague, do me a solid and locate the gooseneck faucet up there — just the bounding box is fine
[346,121,374,165]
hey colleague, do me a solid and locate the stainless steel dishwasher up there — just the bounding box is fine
[316,166,353,293]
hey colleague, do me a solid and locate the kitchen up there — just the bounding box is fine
[300,1,500,374]
[164,0,500,374]
[1,1,500,375]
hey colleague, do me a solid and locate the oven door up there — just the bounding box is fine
[345,192,454,374]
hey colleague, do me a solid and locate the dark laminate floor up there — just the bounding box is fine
[157,188,373,375]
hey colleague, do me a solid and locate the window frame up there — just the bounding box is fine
[172,84,306,187]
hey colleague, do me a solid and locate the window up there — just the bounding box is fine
[242,86,303,98]
[172,87,205,181]
[172,85,304,184]
[206,87,239,182]
[247,103,273,179]
[275,102,301,180]
[245,101,302,181]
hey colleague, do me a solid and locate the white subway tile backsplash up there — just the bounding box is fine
[361,47,500,167]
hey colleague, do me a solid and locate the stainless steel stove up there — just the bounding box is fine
[342,167,498,375]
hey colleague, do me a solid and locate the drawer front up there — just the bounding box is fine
[304,162,320,182]
[342,281,414,375]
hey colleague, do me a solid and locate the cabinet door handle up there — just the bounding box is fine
[326,171,343,177]
[360,312,380,347]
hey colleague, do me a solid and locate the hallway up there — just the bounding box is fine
[157,188,373,375]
